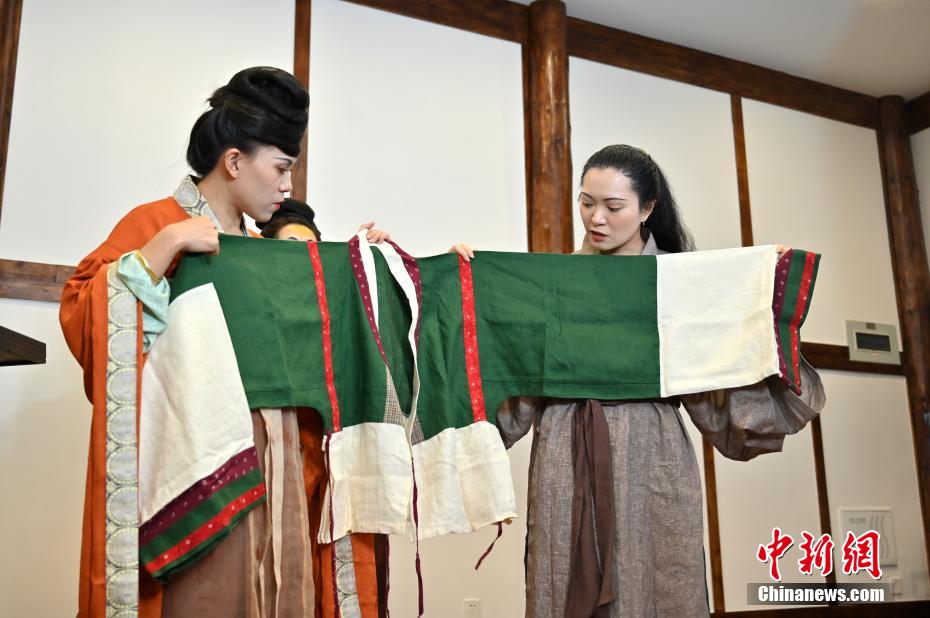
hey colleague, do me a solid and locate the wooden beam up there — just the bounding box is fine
[809,416,836,588]
[342,0,529,44]
[292,0,311,202]
[0,324,45,366]
[525,0,572,253]
[906,91,930,135]
[801,342,905,376]
[876,95,930,579]
[0,258,74,303]
[566,18,880,129]
[714,600,930,617]
[521,43,533,250]
[702,440,725,612]
[0,0,23,226]
[731,95,754,247]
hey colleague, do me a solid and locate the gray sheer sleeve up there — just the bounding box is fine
[495,396,549,449]
[680,357,826,461]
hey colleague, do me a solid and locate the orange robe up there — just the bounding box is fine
[61,197,187,618]
[61,195,384,618]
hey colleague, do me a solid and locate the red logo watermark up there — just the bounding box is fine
[756,529,882,581]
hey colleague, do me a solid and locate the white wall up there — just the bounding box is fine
[740,100,929,607]
[0,0,295,267]
[307,0,527,256]
[306,2,529,615]
[912,127,930,270]
[0,1,294,615]
[0,299,89,617]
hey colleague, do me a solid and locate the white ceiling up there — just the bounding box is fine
[512,0,930,100]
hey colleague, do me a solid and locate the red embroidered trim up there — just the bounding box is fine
[789,252,817,390]
[348,236,388,362]
[458,257,486,422]
[772,250,792,384]
[308,242,342,432]
[145,484,266,574]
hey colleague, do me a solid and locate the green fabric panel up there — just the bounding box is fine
[474,252,661,424]
[414,254,472,441]
[171,236,395,430]
[319,243,393,428]
[414,252,660,440]
[140,468,264,560]
[170,235,330,417]
[373,250,413,413]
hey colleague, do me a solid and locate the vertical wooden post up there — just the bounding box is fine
[292,0,311,202]
[877,95,930,572]
[701,441,725,612]
[809,416,836,588]
[525,0,572,253]
[730,95,754,248]
[0,0,24,226]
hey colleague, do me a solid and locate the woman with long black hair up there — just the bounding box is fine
[455,144,825,617]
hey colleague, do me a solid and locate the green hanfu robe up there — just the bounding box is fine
[136,232,821,602]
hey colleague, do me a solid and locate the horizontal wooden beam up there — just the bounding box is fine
[802,341,904,376]
[906,90,930,135]
[341,0,529,44]
[715,600,930,617]
[0,324,45,365]
[566,17,880,129]
[0,258,74,303]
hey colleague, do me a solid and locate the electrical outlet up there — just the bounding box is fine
[464,598,481,617]
[890,577,903,595]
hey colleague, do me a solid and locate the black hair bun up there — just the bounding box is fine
[187,66,309,176]
[212,66,309,129]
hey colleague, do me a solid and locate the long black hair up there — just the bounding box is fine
[581,144,694,253]
[187,66,309,176]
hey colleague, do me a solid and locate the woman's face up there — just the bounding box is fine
[275,223,318,242]
[578,167,653,255]
[230,145,296,223]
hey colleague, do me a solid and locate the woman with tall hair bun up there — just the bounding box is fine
[61,66,386,618]
[454,144,825,617]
